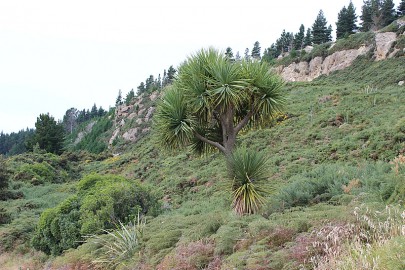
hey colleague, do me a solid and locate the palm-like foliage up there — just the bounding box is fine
[155,47,286,156]
[90,215,146,269]
[229,147,269,215]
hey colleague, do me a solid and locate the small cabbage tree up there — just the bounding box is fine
[155,48,286,214]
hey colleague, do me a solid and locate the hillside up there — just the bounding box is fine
[0,30,405,270]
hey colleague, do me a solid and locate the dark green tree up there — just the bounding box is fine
[251,41,261,60]
[381,0,396,26]
[398,0,405,17]
[145,75,155,91]
[312,10,332,44]
[63,108,78,134]
[31,113,65,154]
[294,24,306,50]
[90,103,98,118]
[336,2,358,39]
[304,27,313,46]
[244,48,250,61]
[262,44,279,62]
[115,90,123,106]
[137,82,146,94]
[125,89,135,105]
[225,47,234,60]
[0,155,9,191]
[276,30,293,54]
[361,0,373,31]
[166,65,177,84]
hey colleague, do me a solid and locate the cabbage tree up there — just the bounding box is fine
[155,48,285,157]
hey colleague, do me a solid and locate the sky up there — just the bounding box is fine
[0,0,401,134]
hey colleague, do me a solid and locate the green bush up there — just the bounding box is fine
[276,163,398,209]
[32,174,159,255]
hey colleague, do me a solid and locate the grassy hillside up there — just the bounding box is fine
[1,55,404,269]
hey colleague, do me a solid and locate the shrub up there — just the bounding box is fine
[276,162,398,209]
[32,174,159,255]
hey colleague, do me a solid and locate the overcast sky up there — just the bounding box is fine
[0,0,401,133]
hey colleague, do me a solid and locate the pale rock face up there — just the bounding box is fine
[145,107,155,122]
[149,92,159,101]
[375,32,397,61]
[279,46,370,82]
[277,32,401,82]
[122,128,139,142]
[398,81,404,86]
[128,113,137,120]
[109,128,120,145]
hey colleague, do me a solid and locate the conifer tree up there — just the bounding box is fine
[116,90,123,106]
[304,28,313,46]
[381,0,396,26]
[0,155,9,191]
[251,41,261,60]
[361,0,373,31]
[137,82,146,94]
[125,89,135,105]
[294,24,305,50]
[31,113,65,154]
[276,30,293,54]
[312,10,332,44]
[244,48,250,61]
[336,2,358,39]
[262,44,279,62]
[166,65,177,84]
[398,0,405,17]
[225,47,234,60]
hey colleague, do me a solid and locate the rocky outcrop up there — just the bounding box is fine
[74,121,96,145]
[278,46,370,82]
[277,31,401,82]
[375,32,397,61]
[108,91,161,147]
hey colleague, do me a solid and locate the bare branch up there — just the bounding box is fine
[194,131,226,154]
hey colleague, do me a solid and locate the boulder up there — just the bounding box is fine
[375,32,397,61]
[122,128,139,142]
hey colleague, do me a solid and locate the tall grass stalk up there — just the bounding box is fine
[311,205,405,269]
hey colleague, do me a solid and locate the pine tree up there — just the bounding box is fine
[31,113,65,154]
[137,82,146,95]
[90,103,98,117]
[336,2,358,39]
[294,24,306,50]
[398,0,405,17]
[125,89,135,105]
[361,0,373,31]
[62,108,78,134]
[304,28,313,46]
[337,6,349,39]
[166,65,176,84]
[225,47,234,60]
[312,10,331,44]
[276,30,293,54]
[244,48,250,61]
[0,155,9,192]
[381,0,396,26]
[347,1,358,34]
[115,90,123,106]
[327,25,333,42]
[251,41,261,60]
[262,44,279,62]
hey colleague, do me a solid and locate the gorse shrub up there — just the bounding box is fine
[276,162,399,209]
[32,174,159,255]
